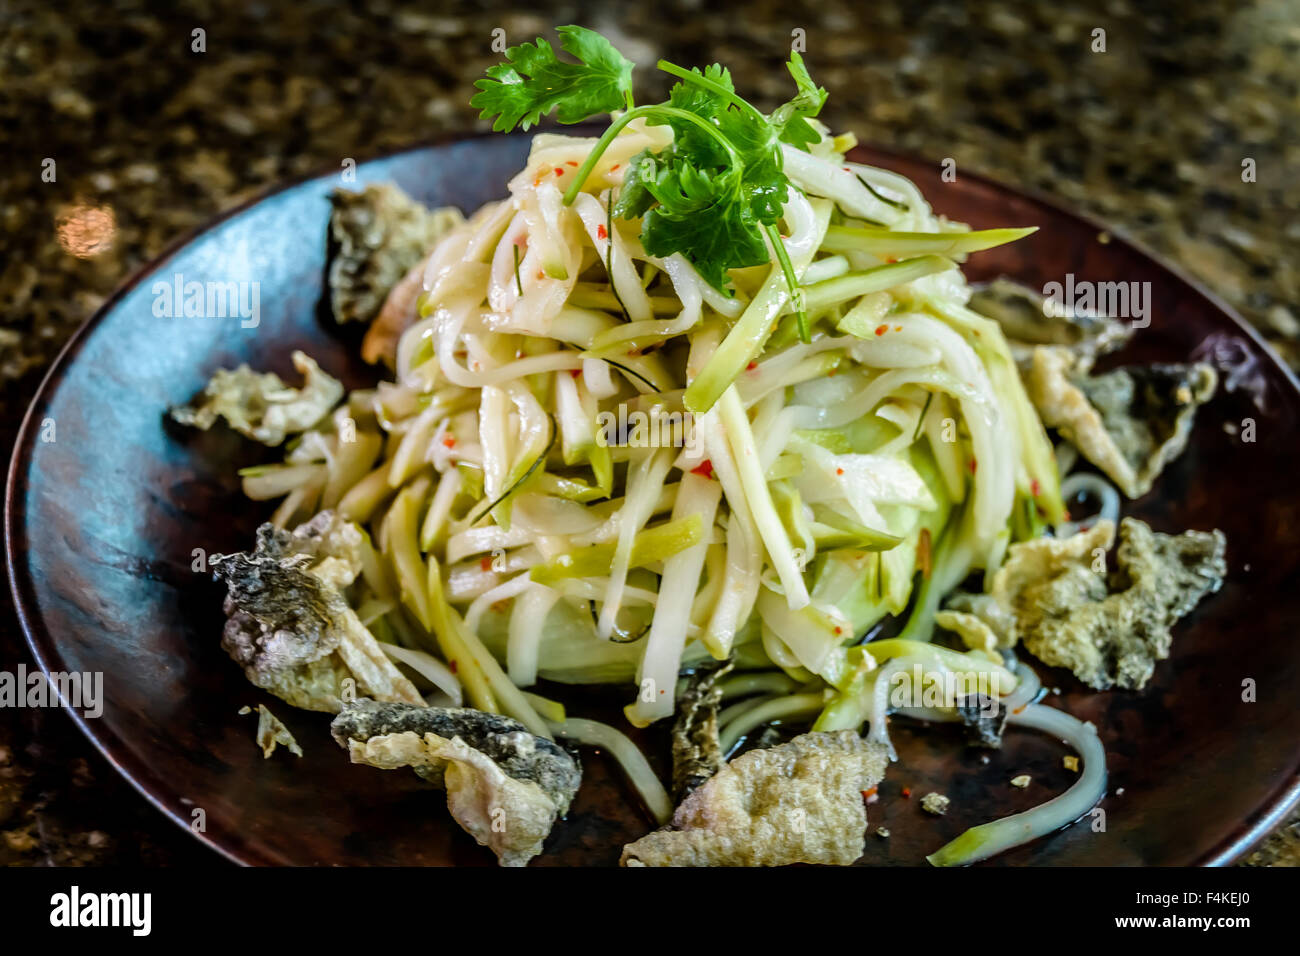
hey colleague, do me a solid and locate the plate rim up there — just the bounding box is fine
[7,128,1300,867]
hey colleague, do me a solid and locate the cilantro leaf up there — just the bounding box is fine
[771,52,828,150]
[470,25,634,132]
[666,64,735,117]
[654,64,737,167]
[712,108,787,222]
[639,163,769,290]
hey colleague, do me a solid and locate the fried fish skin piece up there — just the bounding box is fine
[670,660,733,802]
[1018,517,1226,690]
[211,516,422,712]
[1077,361,1216,497]
[327,183,463,327]
[942,522,1114,652]
[940,517,1226,690]
[964,516,1225,690]
[331,698,582,867]
[1027,346,1217,499]
[251,703,302,758]
[170,350,344,447]
[621,731,889,867]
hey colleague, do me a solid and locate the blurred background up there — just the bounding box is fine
[0,0,1296,865]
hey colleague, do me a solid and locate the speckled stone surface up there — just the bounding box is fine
[1,0,1296,866]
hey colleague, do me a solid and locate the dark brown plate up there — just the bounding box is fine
[7,131,1300,866]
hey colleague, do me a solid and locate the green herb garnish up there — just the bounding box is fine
[472,25,829,342]
[470,26,635,132]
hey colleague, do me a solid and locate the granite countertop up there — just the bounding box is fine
[1,0,1296,866]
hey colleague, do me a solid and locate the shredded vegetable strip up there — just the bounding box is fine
[598,447,675,639]
[546,716,673,825]
[229,103,1081,867]
[627,472,722,726]
[927,704,1107,866]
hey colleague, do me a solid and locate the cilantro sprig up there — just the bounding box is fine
[471,26,828,342]
[471,26,635,131]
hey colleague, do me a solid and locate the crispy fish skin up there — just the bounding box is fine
[170,350,343,447]
[1027,346,1217,499]
[621,731,889,867]
[211,517,422,712]
[1078,362,1217,497]
[274,509,366,589]
[1019,518,1227,690]
[670,661,733,802]
[331,699,582,867]
[330,698,580,806]
[326,183,462,327]
[252,704,303,758]
[957,518,1227,690]
[936,608,1003,653]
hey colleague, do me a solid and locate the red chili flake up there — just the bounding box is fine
[554,167,564,176]
[875,324,888,336]
[862,787,878,801]
[442,435,456,448]
[535,270,545,281]
[836,467,845,476]
[1031,478,1041,497]
[449,660,458,674]
[833,626,843,635]
[569,368,582,378]
[969,457,978,475]
[532,176,542,187]
[885,257,898,264]
[566,160,578,167]
[479,556,493,572]
[902,787,912,799]
[1012,705,1026,715]
[691,460,714,479]
[611,163,621,171]
[597,224,608,240]
[842,167,851,172]
[746,360,758,371]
